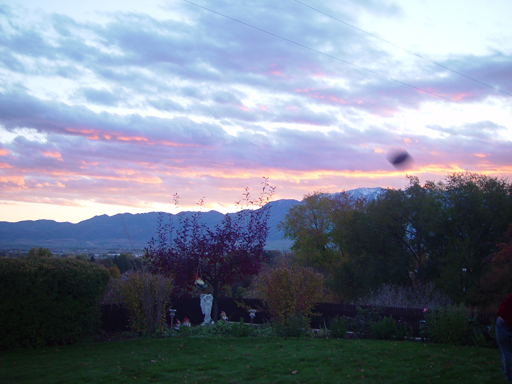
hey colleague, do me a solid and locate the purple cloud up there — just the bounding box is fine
[0,1,511,220]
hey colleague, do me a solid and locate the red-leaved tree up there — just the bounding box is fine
[472,224,512,312]
[143,178,275,321]
[490,224,512,265]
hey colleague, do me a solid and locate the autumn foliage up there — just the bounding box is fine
[119,272,174,333]
[251,260,324,326]
[490,224,512,265]
[472,224,512,312]
[143,178,275,320]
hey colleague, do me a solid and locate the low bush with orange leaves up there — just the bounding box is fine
[251,261,324,327]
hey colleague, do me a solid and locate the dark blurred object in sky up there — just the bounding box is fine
[387,150,413,169]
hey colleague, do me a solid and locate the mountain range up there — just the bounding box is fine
[0,188,384,251]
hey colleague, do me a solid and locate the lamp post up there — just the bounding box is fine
[419,320,427,342]
[248,309,256,325]
[169,309,176,329]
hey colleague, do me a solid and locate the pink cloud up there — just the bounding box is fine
[160,141,199,148]
[43,151,63,161]
[117,136,149,142]
[0,175,25,187]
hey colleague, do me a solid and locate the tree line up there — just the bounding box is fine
[279,172,512,311]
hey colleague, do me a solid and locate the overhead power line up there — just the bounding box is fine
[294,0,512,98]
[182,0,459,103]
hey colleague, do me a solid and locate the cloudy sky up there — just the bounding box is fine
[1,0,511,223]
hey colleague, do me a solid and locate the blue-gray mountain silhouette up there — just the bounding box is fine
[0,188,383,250]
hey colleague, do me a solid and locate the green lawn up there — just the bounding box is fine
[0,337,504,383]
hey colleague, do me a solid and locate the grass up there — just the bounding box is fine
[0,336,503,384]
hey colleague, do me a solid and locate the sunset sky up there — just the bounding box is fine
[1,0,511,223]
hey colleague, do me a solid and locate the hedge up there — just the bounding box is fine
[0,257,110,349]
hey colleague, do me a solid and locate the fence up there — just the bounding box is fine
[101,298,496,337]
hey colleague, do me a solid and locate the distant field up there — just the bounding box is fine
[0,337,502,383]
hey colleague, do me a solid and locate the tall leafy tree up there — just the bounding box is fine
[278,192,338,271]
[344,173,512,303]
[112,253,142,273]
[292,173,512,304]
[279,191,369,301]
[332,178,444,300]
[144,178,275,321]
[337,189,413,298]
[374,176,445,285]
[437,172,512,302]
[278,191,365,272]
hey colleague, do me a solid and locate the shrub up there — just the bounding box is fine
[150,319,274,339]
[101,277,123,305]
[424,304,474,345]
[119,272,174,333]
[314,320,330,339]
[272,314,309,338]
[356,282,451,309]
[350,306,383,339]
[188,321,233,337]
[179,324,192,338]
[370,316,395,340]
[253,322,276,338]
[329,315,349,339]
[0,257,109,349]
[231,318,254,337]
[394,319,412,340]
[470,323,498,348]
[251,261,324,327]
[472,262,512,313]
[330,310,411,341]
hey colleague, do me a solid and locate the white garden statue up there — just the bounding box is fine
[200,294,214,326]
